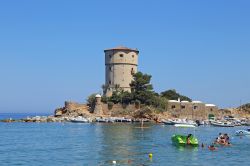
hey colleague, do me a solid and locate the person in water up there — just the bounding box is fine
[215,133,225,144]
[208,144,217,151]
[187,134,192,145]
[215,133,231,146]
[224,134,230,142]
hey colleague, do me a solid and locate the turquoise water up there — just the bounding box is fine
[1,122,250,166]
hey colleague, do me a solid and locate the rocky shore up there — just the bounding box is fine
[1,98,249,123]
[0,101,168,123]
[0,116,67,123]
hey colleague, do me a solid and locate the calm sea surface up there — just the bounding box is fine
[1,114,250,166]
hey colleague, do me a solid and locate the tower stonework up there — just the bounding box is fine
[104,46,139,97]
[94,94,103,115]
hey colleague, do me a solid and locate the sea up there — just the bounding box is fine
[1,113,250,166]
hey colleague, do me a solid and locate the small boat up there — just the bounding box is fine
[235,129,250,136]
[96,117,108,123]
[70,116,89,123]
[163,119,197,126]
[162,119,175,125]
[95,117,115,123]
[174,124,196,128]
[115,117,132,122]
[171,134,199,146]
[211,121,234,127]
[195,120,205,126]
[241,121,250,126]
[132,119,150,123]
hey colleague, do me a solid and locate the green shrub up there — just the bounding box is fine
[135,100,141,109]
[107,102,114,110]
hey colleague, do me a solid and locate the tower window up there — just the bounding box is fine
[120,54,123,57]
[131,68,135,75]
[193,106,198,110]
[171,105,176,109]
[109,80,111,85]
[109,67,112,71]
[181,105,185,109]
[109,55,112,58]
[132,55,134,58]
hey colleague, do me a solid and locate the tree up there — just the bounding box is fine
[109,91,121,104]
[120,91,133,104]
[86,93,97,108]
[160,89,192,102]
[130,72,155,104]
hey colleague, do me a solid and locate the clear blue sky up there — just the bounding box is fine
[0,0,249,113]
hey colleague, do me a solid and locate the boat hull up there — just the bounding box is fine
[211,122,234,127]
[70,120,88,123]
[174,124,196,128]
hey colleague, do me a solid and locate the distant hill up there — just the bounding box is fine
[228,103,250,118]
[238,103,250,113]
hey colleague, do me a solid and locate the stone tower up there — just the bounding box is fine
[93,94,103,115]
[104,46,139,97]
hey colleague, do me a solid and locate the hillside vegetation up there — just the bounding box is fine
[88,71,192,111]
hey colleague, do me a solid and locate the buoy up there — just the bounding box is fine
[149,153,153,158]
[112,160,116,164]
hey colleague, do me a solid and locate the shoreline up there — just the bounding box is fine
[1,114,249,127]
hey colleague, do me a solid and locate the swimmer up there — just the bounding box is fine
[208,144,218,151]
[187,134,192,145]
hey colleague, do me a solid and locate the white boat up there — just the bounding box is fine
[95,117,108,123]
[210,121,234,127]
[95,117,115,123]
[235,129,250,136]
[174,124,196,128]
[241,121,250,126]
[114,117,132,122]
[70,116,89,123]
[163,119,197,126]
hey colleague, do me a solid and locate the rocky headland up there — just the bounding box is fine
[1,100,250,123]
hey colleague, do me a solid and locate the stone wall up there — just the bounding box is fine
[167,100,230,120]
[55,101,90,117]
[64,101,89,111]
[101,103,137,116]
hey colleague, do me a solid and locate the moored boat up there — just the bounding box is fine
[70,116,89,123]
[211,121,234,127]
[174,124,196,128]
[115,117,132,122]
[241,120,250,126]
[163,119,197,126]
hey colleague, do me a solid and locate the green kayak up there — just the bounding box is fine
[171,134,199,146]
